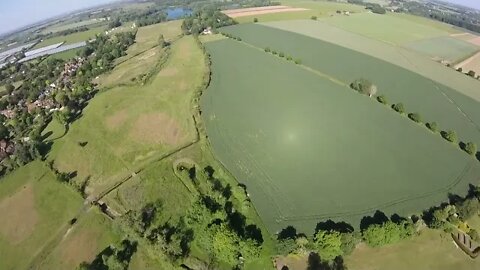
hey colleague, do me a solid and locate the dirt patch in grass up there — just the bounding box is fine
[157,67,178,77]
[130,113,183,145]
[105,109,129,130]
[61,229,99,266]
[0,184,38,244]
[222,6,308,18]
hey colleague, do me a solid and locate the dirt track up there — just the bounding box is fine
[222,6,308,18]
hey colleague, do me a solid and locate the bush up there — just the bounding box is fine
[362,220,414,247]
[286,56,293,61]
[442,130,457,143]
[457,67,463,72]
[311,16,317,20]
[272,50,278,55]
[468,70,476,77]
[426,122,438,133]
[376,95,387,105]
[408,113,421,123]
[294,59,302,64]
[279,52,285,58]
[350,78,377,96]
[264,47,271,53]
[253,18,258,23]
[392,103,405,114]
[464,142,477,155]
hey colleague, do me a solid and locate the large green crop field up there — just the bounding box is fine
[201,37,480,233]
[221,23,480,144]
[406,36,479,63]
[33,26,106,49]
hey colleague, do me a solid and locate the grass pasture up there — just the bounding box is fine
[48,35,205,196]
[41,18,104,34]
[0,161,83,270]
[405,36,479,63]
[34,26,106,49]
[346,229,480,270]
[201,36,480,233]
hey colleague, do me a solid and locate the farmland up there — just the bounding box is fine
[33,26,106,49]
[41,18,105,34]
[201,36,480,233]
[405,36,479,63]
[0,161,83,270]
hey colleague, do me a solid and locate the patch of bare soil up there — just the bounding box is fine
[0,184,38,244]
[222,6,308,18]
[130,113,183,146]
[61,229,99,266]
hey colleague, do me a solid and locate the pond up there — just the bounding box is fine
[166,7,192,20]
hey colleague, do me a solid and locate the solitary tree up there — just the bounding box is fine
[311,16,317,20]
[279,52,285,58]
[442,130,458,143]
[158,34,167,48]
[426,122,438,133]
[464,142,477,156]
[392,103,405,114]
[264,47,271,53]
[408,113,421,123]
[294,59,302,64]
[376,95,387,105]
[468,70,476,78]
[350,79,377,97]
[253,18,258,23]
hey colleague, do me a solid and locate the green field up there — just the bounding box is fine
[34,26,106,49]
[221,23,480,144]
[42,18,104,34]
[0,161,83,270]
[233,0,365,24]
[262,20,480,104]
[406,36,479,63]
[201,34,480,233]
[318,12,455,45]
[49,35,205,196]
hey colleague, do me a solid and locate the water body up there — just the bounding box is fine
[166,7,192,20]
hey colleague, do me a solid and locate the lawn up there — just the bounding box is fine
[48,35,205,196]
[346,229,480,270]
[406,36,479,63]
[221,23,480,144]
[34,26,106,49]
[201,37,480,234]
[0,160,83,270]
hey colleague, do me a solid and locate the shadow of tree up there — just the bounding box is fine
[315,220,354,234]
[360,210,389,231]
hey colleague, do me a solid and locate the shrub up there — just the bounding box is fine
[464,142,477,155]
[286,56,293,61]
[376,95,387,105]
[294,59,302,64]
[311,16,317,20]
[350,78,377,96]
[264,47,271,53]
[362,220,414,247]
[272,50,278,55]
[426,122,438,133]
[279,52,285,58]
[468,70,476,77]
[392,103,405,114]
[457,67,463,72]
[442,130,457,143]
[408,113,421,123]
[253,18,258,23]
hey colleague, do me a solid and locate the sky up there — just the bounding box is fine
[0,0,117,35]
[442,0,480,9]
